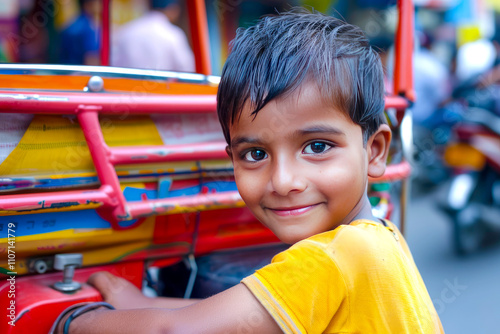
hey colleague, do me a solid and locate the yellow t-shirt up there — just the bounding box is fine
[242,219,444,333]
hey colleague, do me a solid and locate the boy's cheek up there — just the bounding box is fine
[234,172,263,204]
[235,178,256,201]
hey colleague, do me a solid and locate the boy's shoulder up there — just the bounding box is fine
[292,219,406,266]
[304,219,399,246]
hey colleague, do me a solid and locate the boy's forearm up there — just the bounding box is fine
[149,296,199,309]
[68,308,174,334]
[63,283,280,334]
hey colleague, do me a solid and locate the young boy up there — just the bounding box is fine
[56,9,444,334]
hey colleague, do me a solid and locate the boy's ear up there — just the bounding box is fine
[367,124,392,178]
[225,145,233,160]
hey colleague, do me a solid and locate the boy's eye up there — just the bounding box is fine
[243,149,268,162]
[303,142,332,154]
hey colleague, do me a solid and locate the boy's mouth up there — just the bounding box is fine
[268,204,320,217]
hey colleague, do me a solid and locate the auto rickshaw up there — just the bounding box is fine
[0,0,414,332]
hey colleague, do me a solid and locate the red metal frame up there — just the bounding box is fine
[0,91,408,115]
[0,91,217,114]
[188,0,212,75]
[100,0,111,66]
[394,0,415,101]
[392,0,414,236]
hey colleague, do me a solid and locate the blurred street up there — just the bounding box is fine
[405,181,500,333]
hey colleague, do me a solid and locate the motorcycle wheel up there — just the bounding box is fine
[453,202,486,255]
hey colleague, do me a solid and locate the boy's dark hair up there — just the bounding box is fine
[217,8,385,145]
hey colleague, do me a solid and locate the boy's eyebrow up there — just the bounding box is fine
[230,126,346,147]
[230,136,263,148]
[296,125,346,137]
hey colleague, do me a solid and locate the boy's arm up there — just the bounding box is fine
[86,271,200,310]
[64,283,282,334]
[148,296,199,308]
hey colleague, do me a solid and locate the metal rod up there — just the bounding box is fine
[0,188,245,221]
[187,0,212,75]
[384,95,409,110]
[0,92,409,115]
[126,191,244,218]
[0,187,110,213]
[399,176,409,236]
[183,254,198,299]
[108,142,228,165]
[397,108,414,237]
[77,108,129,222]
[101,0,111,66]
[368,161,411,183]
[0,92,217,114]
[394,0,415,101]
[0,63,217,81]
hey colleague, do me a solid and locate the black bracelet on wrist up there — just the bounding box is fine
[63,301,115,334]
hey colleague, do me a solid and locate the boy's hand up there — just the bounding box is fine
[88,271,200,309]
[88,271,150,309]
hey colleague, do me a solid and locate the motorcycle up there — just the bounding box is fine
[442,106,500,255]
[412,102,464,188]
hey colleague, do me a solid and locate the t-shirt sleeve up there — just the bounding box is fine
[241,240,347,334]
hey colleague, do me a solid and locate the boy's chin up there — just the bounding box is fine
[274,230,313,245]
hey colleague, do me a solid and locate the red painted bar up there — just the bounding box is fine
[369,161,411,183]
[384,95,409,110]
[100,0,111,66]
[0,91,217,114]
[0,91,409,115]
[127,191,244,218]
[108,142,229,165]
[394,0,415,101]
[78,109,129,222]
[188,0,212,75]
[0,187,110,213]
[0,187,246,222]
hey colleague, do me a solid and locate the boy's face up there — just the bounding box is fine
[228,83,389,244]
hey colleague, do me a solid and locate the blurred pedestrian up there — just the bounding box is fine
[412,31,451,124]
[455,38,496,85]
[59,0,101,65]
[111,0,195,72]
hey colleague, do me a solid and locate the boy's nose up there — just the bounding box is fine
[269,158,307,196]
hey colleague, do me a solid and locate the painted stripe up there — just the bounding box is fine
[244,275,302,334]
[0,267,17,275]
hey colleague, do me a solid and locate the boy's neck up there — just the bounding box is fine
[342,194,379,225]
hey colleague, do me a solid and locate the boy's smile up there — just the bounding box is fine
[268,203,320,216]
[227,83,388,244]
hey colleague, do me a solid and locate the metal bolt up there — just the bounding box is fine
[86,76,104,92]
[53,253,83,293]
[34,259,48,274]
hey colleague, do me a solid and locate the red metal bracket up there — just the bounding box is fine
[394,0,415,101]
[101,0,111,66]
[0,92,242,229]
[188,0,212,75]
